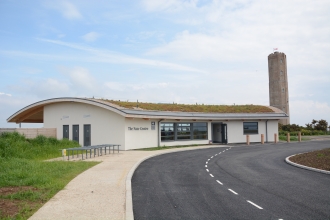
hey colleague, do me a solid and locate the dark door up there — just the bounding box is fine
[84,124,91,146]
[212,124,222,143]
[221,124,227,144]
[63,125,69,139]
[72,125,79,143]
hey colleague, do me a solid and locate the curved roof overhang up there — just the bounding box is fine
[7,97,289,124]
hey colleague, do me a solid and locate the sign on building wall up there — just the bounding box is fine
[151,121,155,130]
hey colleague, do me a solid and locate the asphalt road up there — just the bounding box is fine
[132,141,330,220]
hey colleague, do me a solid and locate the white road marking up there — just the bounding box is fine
[216,180,223,185]
[210,174,214,177]
[247,200,263,209]
[211,156,213,158]
[208,159,210,161]
[206,169,209,172]
[223,150,225,152]
[228,189,238,195]
[206,162,208,164]
[215,154,218,156]
[205,165,207,167]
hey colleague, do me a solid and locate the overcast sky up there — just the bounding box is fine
[1,0,329,128]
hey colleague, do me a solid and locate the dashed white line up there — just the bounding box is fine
[210,174,214,177]
[208,159,210,161]
[216,180,223,185]
[206,161,208,164]
[247,200,263,209]
[211,156,213,158]
[206,169,209,172]
[215,154,218,156]
[228,189,238,195]
[205,165,207,167]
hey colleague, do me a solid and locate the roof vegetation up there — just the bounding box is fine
[103,100,274,113]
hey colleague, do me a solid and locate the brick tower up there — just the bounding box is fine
[268,51,290,125]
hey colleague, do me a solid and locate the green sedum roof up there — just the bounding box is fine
[103,100,274,113]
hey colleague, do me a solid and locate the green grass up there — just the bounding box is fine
[0,132,99,219]
[279,135,309,141]
[104,99,274,113]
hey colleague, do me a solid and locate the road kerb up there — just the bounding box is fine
[285,154,330,175]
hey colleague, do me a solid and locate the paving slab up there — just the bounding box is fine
[29,145,223,220]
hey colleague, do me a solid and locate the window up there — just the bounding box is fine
[193,123,207,140]
[280,70,283,75]
[280,59,283,63]
[161,122,208,141]
[161,123,174,141]
[177,123,191,140]
[243,122,258,135]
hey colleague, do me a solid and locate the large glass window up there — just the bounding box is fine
[161,122,208,141]
[243,122,258,134]
[193,123,207,139]
[177,123,191,140]
[161,123,174,141]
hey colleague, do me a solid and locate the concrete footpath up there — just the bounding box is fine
[29,145,222,220]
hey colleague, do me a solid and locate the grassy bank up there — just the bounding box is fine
[0,132,99,219]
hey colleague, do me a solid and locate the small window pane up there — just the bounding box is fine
[161,123,174,141]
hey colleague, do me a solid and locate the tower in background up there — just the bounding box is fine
[268,51,290,125]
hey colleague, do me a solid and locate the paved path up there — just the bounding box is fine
[132,141,330,219]
[29,145,221,220]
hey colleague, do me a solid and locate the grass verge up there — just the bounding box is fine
[279,135,309,142]
[0,132,99,219]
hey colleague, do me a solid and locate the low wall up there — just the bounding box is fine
[0,128,57,139]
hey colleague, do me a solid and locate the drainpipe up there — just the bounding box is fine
[265,120,268,143]
[158,119,164,147]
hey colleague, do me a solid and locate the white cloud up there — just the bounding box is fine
[46,1,82,20]
[0,92,12,97]
[290,100,330,126]
[37,38,206,73]
[66,67,96,90]
[142,0,197,12]
[82,32,101,42]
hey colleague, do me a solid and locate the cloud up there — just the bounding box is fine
[141,0,197,12]
[37,38,206,73]
[10,78,70,99]
[0,92,12,97]
[82,32,101,42]
[290,100,330,126]
[46,1,82,20]
[59,66,96,90]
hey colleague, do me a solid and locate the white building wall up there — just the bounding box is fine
[44,102,126,150]
[227,120,278,143]
[124,119,158,150]
[267,120,279,142]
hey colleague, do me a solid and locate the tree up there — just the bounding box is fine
[315,119,328,131]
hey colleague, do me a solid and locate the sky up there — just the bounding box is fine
[1,0,329,128]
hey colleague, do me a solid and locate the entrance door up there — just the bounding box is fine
[212,124,222,143]
[221,124,228,144]
[72,125,79,143]
[212,123,227,144]
[63,125,69,139]
[84,124,91,146]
